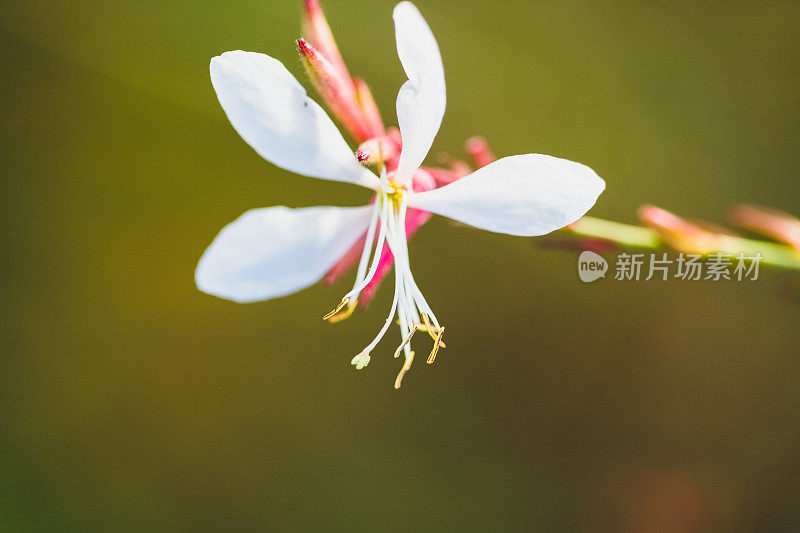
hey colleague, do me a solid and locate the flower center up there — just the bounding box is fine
[323,184,445,388]
[386,186,405,206]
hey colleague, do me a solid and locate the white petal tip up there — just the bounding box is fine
[393,1,418,16]
[406,154,606,237]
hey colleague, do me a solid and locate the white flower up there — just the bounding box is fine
[196,1,605,387]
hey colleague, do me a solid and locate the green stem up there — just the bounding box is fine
[569,216,661,249]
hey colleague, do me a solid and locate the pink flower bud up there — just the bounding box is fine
[356,149,370,163]
[424,168,463,185]
[353,77,384,139]
[638,205,720,254]
[356,133,401,167]
[435,152,472,180]
[302,0,350,85]
[297,38,372,142]
[465,136,496,168]
[729,204,800,250]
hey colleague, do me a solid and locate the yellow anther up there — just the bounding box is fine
[420,313,433,333]
[427,326,445,365]
[323,297,348,320]
[394,351,415,389]
[323,297,358,323]
[393,325,419,359]
[420,313,446,348]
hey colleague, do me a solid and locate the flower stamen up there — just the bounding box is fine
[342,195,390,302]
[420,313,446,348]
[394,351,415,389]
[427,326,445,364]
[323,297,358,323]
[394,324,419,359]
[341,174,448,385]
[323,297,350,321]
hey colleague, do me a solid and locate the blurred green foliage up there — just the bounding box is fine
[1,0,799,530]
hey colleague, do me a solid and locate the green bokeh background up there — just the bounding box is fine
[2,0,799,530]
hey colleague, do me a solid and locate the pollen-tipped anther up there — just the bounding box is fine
[427,327,445,364]
[323,297,357,323]
[394,351,415,389]
[394,325,419,359]
[420,313,446,348]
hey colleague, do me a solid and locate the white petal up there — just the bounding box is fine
[196,205,373,303]
[210,51,377,188]
[406,154,606,236]
[393,2,446,183]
